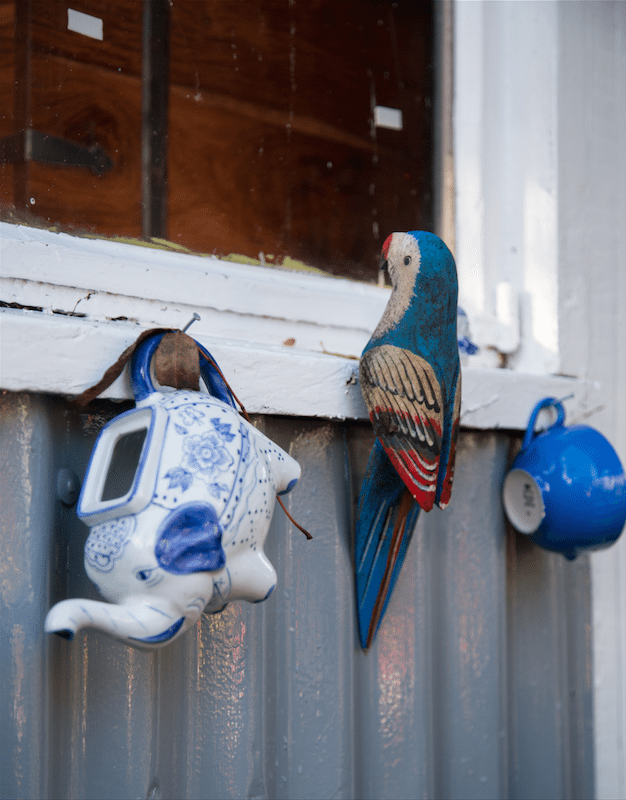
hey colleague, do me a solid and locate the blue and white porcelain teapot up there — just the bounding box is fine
[45,332,301,648]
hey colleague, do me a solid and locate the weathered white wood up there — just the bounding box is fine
[0,309,362,418]
[0,223,386,333]
[0,275,372,359]
[0,307,598,428]
[455,2,626,796]
[555,3,626,797]
[454,0,559,374]
[1,220,597,428]
[0,221,388,361]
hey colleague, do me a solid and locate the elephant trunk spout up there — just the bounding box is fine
[45,598,190,646]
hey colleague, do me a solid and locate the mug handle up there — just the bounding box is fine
[521,397,566,451]
[130,332,237,408]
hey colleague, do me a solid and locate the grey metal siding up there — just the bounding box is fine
[1,391,593,800]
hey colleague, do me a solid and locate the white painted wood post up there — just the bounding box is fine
[454,2,626,796]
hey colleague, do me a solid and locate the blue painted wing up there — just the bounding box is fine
[355,439,420,649]
[360,343,447,510]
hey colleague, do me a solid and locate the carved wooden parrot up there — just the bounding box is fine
[355,231,461,649]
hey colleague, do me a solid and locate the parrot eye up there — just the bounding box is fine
[403,255,412,266]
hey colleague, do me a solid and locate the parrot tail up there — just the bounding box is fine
[355,440,420,650]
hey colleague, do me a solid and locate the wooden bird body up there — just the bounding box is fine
[356,231,461,649]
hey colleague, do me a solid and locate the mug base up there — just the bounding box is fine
[503,469,545,534]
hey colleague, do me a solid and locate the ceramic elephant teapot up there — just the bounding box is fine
[45,332,301,648]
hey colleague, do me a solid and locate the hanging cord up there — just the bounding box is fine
[73,327,173,407]
[73,326,312,540]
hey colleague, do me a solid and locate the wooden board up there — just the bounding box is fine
[26,54,143,236]
[0,0,143,236]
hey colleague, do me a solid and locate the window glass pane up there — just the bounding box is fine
[0,0,434,282]
[169,0,434,280]
[0,1,143,237]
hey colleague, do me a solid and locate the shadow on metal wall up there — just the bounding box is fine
[0,391,593,800]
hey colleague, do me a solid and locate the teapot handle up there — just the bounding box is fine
[521,397,566,451]
[130,332,236,408]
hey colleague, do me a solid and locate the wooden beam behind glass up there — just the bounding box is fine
[142,0,170,239]
[13,0,32,209]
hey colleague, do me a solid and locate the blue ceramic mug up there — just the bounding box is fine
[502,397,626,559]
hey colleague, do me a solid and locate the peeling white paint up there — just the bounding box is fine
[0,220,597,428]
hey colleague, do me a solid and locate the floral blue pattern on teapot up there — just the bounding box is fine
[45,334,301,648]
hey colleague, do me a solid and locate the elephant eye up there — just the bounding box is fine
[137,569,152,581]
[403,255,411,266]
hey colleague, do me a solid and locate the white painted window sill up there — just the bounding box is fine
[0,222,597,428]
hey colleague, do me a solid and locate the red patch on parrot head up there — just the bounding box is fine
[382,234,393,260]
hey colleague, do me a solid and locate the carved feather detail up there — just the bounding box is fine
[360,343,446,511]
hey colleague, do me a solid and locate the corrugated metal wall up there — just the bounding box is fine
[1,391,593,800]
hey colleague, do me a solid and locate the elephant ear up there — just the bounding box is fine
[156,503,226,574]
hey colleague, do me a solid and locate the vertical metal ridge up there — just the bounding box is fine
[0,397,594,800]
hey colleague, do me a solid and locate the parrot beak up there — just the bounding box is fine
[378,255,389,287]
[379,233,392,287]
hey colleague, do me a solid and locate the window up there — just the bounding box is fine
[0,0,435,281]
